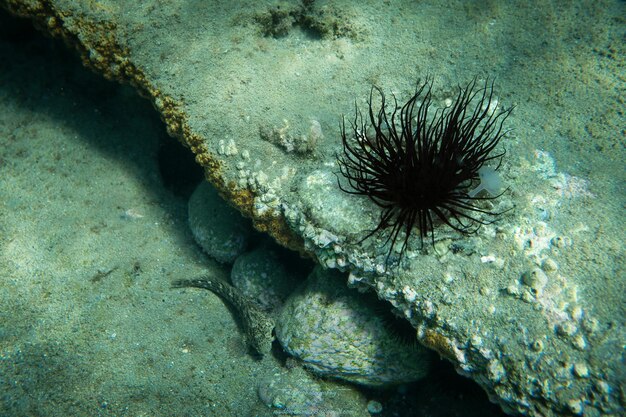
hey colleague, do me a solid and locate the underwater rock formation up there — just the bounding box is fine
[188,181,251,264]
[2,1,623,416]
[276,267,432,387]
[231,242,307,312]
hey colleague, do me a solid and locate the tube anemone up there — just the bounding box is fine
[337,78,512,261]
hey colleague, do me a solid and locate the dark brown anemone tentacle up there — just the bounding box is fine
[336,78,513,264]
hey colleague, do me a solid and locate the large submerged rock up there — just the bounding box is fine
[276,267,432,387]
[2,1,623,416]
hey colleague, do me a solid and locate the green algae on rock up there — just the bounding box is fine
[276,267,432,387]
[257,366,368,417]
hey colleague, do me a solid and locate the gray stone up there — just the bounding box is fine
[276,267,432,387]
[5,1,622,414]
[257,365,368,417]
[231,241,305,312]
[188,181,251,264]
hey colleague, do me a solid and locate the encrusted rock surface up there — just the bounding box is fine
[188,181,251,263]
[2,1,623,416]
[231,241,307,312]
[257,365,368,417]
[276,266,432,387]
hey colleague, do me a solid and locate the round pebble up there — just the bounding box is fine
[367,400,383,414]
[275,267,432,387]
[188,181,251,263]
[257,369,323,413]
[231,241,307,311]
[257,366,365,415]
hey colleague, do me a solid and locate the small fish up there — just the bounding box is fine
[172,277,275,356]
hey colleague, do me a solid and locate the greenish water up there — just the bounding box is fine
[1,1,623,416]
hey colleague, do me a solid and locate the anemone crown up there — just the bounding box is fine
[336,78,512,261]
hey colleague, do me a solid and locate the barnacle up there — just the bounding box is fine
[337,78,512,261]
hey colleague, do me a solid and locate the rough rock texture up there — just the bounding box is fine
[2,1,623,416]
[231,241,307,312]
[257,365,368,416]
[188,181,251,263]
[276,267,432,387]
